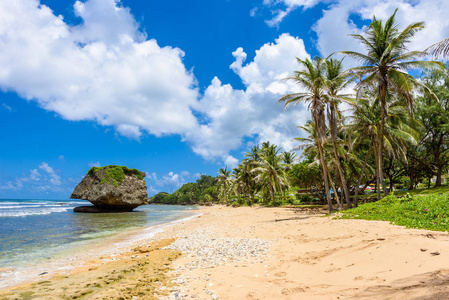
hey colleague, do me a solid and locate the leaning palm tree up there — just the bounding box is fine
[338,9,442,197]
[277,56,334,212]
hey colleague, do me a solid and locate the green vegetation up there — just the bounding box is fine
[88,165,144,187]
[336,193,449,232]
[151,10,449,225]
[149,175,218,205]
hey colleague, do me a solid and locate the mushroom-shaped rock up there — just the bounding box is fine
[70,165,148,212]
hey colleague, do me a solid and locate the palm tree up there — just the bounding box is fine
[277,56,334,212]
[252,144,290,206]
[282,151,297,167]
[231,168,243,203]
[217,167,231,204]
[348,93,423,200]
[424,37,449,58]
[338,9,442,197]
[294,121,343,208]
[236,160,255,205]
[323,58,354,208]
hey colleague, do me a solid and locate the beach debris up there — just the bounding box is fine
[70,165,148,212]
[430,251,440,256]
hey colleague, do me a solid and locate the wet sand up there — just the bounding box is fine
[2,205,449,299]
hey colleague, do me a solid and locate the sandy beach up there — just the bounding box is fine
[2,205,449,299]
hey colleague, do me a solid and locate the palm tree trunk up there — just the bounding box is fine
[330,104,351,208]
[378,80,389,197]
[324,162,342,209]
[353,144,372,207]
[373,143,381,200]
[318,143,333,212]
[269,179,276,206]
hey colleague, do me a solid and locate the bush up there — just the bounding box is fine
[296,193,314,203]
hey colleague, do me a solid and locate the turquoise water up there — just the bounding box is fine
[0,199,197,269]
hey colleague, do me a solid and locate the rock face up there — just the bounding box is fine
[70,165,148,212]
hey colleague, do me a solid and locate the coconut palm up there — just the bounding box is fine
[294,121,343,208]
[217,167,231,204]
[282,151,297,167]
[424,37,449,58]
[323,58,354,208]
[348,93,423,200]
[338,9,442,197]
[277,56,334,212]
[252,144,290,206]
[236,160,255,205]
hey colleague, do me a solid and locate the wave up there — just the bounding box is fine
[0,207,74,218]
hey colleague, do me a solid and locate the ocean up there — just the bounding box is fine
[0,199,197,288]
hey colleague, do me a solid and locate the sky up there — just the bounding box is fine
[1,0,449,199]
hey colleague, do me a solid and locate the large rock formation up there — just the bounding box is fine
[71,165,148,212]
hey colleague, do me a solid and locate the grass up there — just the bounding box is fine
[356,185,449,203]
[88,165,144,187]
[393,185,449,197]
[335,191,449,232]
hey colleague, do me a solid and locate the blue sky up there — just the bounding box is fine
[1,0,448,199]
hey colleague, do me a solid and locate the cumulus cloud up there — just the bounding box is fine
[185,33,311,164]
[0,0,199,138]
[0,0,329,166]
[258,0,449,58]
[314,0,449,58]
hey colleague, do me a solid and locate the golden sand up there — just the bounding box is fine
[2,205,449,299]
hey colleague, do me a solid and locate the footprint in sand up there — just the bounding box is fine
[325,267,341,273]
[281,286,309,295]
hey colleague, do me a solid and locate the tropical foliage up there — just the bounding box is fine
[152,10,449,216]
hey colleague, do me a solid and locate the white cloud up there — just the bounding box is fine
[0,0,199,138]
[0,179,24,191]
[39,162,61,185]
[30,169,41,181]
[185,33,311,162]
[261,0,323,27]
[0,0,363,166]
[39,162,55,174]
[259,0,449,58]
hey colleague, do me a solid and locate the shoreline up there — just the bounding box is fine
[0,208,202,291]
[2,205,449,299]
